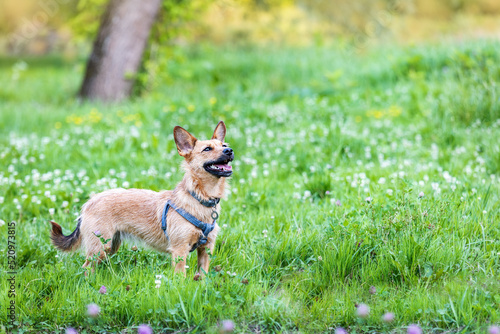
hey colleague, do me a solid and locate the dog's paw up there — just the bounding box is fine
[193,273,202,281]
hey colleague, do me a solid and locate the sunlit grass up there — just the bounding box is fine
[0,41,499,333]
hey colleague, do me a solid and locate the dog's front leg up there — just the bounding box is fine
[194,243,214,280]
[171,250,189,276]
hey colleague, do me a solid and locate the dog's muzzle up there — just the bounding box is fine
[204,149,234,177]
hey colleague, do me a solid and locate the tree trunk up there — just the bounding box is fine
[79,0,162,102]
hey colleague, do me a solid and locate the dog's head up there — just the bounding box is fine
[173,121,234,178]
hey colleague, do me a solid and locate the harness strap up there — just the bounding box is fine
[161,200,216,252]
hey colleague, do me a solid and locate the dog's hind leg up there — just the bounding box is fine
[81,228,114,274]
[83,248,107,275]
[82,231,121,271]
[110,231,122,255]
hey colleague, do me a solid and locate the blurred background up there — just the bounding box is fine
[2,0,500,55]
[1,0,500,101]
[3,0,500,51]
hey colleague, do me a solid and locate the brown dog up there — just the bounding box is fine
[50,121,233,278]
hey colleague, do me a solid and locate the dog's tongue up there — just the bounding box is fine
[214,164,232,172]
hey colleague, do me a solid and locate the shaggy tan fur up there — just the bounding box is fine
[50,121,232,278]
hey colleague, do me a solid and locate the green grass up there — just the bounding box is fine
[0,40,499,333]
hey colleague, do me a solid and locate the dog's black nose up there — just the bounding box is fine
[223,148,233,156]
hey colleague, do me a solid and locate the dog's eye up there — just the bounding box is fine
[203,147,212,152]
[222,144,228,147]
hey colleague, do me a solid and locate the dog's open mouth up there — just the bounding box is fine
[204,157,233,177]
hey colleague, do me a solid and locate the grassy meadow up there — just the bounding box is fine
[0,41,499,333]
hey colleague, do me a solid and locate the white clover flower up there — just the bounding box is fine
[0,219,5,227]
[155,275,162,280]
[365,196,372,203]
[154,280,161,285]
[49,208,55,215]
[62,201,69,208]
[222,224,228,228]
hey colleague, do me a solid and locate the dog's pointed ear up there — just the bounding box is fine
[174,126,197,156]
[212,121,226,142]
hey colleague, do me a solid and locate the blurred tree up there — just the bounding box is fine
[79,0,162,101]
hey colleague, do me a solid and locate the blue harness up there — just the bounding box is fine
[161,191,220,252]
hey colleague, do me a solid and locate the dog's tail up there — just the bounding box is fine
[50,218,82,252]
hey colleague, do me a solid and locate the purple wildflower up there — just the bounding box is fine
[382,312,395,323]
[356,303,370,318]
[489,326,500,334]
[86,303,100,317]
[221,320,235,332]
[335,328,348,334]
[66,328,78,334]
[137,324,153,334]
[99,285,107,294]
[407,324,422,334]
